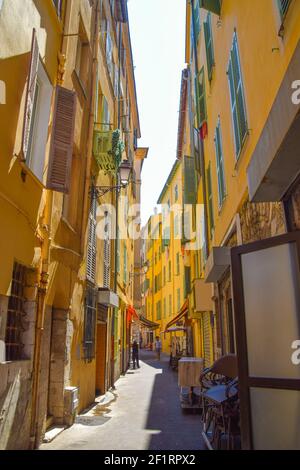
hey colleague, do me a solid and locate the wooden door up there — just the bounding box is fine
[96,323,107,395]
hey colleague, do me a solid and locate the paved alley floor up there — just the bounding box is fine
[41,350,205,451]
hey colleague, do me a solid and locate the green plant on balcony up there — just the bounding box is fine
[93,128,124,174]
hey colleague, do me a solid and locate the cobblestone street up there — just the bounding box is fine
[41,351,205,451]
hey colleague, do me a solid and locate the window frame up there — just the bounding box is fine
[214,118,227,208]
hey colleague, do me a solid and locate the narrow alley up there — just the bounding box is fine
[41,351,204,451]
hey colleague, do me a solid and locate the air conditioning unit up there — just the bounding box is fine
[64,386,79,426]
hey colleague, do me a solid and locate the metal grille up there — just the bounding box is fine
[5,263,27,361]
[83,283,97,362]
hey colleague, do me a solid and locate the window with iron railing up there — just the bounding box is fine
[5,263,27,361]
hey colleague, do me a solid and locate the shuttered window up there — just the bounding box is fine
[176,253,180,276]
[103,212,111,288]
[227,33,248,159]
[206,163,214,238]
[184,267,191,298]
[196,67,207,127]
[204,13,214,82]
[169,295,172,316]
[199,0,221,15]
[278,0,292,18]
[164,298,167,319]
[86,191,97,284]
[184,156,197,205]
[156,301,161,321]
[202,312,213,367]
[192,0,201,41]
[123,244,127,285]
[83,283,97,361]
[22,29,39,163]
[177,288,181,311]
[214,119,226,207]
[168,260,172,282]
[163,266,166,285]
[46,86,76,193]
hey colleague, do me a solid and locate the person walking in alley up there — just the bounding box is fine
[132,340,140,369]
[155,336,162,360]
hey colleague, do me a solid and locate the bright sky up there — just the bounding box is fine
[127,0,186,226]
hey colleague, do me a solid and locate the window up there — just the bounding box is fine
[206,162,214,238]
[196,67,207,127]
[184,267,192,298]
[87,191,97,283]
[227,33,248,159]
[204,13,214,81]
[174,214,179,238]
[101,95,110,130]
[83,283,97,361]
[106,22,113,78]
[192,0,201,41]
[176,253,180,276]
[278,0,292,19]
[168,260,172,282]
[174,184,179,202]
[5,263,27,361]
[177,288,181,311]
[75,29,89,90]
[52,0,63,18]
[215,119,226,207]
[123,244,127,285]
[156,301,161,321]
[103,212,111,288]
[25,61,52,182]
[169,295,172,316]
[164,298,167,319]
[163,267,166,286]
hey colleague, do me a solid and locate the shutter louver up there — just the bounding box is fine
[87,194,97,283]
[206,163,214,237]
[204,14,214,82]
[215,121,226,207]
[47,86,76,193]
[197,68,207,127]
[184,156,197,205]
[22,29,39,162]
[199,0,221,16]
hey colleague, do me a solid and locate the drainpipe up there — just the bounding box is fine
[190,0,209,261]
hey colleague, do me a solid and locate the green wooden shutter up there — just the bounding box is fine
[184,156,197,205]
[215,120,226,207]
[204,13,214,81]
[184,267,191,298]
[199,0,221,15]
[227,33,247,159]
[206,163,214,237]
[197,67,207,127]
[193,0,201,41]
[278,0,291,18]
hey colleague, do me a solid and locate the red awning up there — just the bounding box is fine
[127,306,139,323]
[165,300,189,330]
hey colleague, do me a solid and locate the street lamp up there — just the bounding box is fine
[93,160,132,198]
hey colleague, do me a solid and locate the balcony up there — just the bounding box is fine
[93,128,124,174]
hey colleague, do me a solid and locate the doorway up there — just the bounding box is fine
[96,323,107,396]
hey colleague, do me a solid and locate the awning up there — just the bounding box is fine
[162,327,187,334]
[165,300,189,330]
[127,306,139,323]
[139,316,159,331]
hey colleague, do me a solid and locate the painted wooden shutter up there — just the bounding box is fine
[228,34,247,158]
[46,86,76,193]
[204,13,214,81]
[206,163,214,237]
[103,214,111,288]
[192,0,201,41]
[22,29,39,162]
[87,193,97,283]
[184,156,197,205]
[215,120,226,207]
[197,67,207,127]
[199,0,221,15]
[184,267,191,298]
[278,0,291,18]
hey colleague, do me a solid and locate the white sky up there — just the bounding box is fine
[127,0,186,226]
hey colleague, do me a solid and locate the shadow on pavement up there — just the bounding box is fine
[140,350,205,451]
